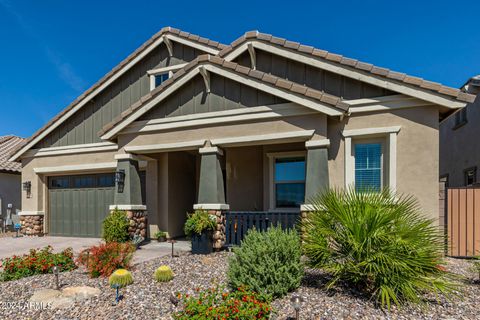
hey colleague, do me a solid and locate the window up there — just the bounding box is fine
[50,177,70,189]
[154,73,170,88]
[454,108,467,129]
[48,173,116,189]
[97,174,115,188]
[72,176,95,188]
[354,143,383,192]
[274,157,305,208]
[464,167,477,186]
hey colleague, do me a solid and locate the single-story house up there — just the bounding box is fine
[0,135,24,229]
[9,27,475,245]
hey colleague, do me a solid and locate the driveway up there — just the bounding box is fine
[0,236,191,264]
[0,236,102,260]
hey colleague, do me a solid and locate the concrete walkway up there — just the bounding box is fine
[0,236,191,264]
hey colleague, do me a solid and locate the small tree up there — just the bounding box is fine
[102,208,129,243]
[227,226,303,298]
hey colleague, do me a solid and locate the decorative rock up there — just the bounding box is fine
[29,286,100,310]
[62,286,101,300]
[20,215,44,236]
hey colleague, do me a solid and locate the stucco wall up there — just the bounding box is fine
[439,95,480,187]
[0,172,22,219]
[328,106,439,221]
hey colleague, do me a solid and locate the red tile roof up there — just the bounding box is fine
[0,136,25,172]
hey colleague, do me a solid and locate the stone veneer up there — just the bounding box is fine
[20,214,44,236]
[126,210,148,238]
[209,210,226,249]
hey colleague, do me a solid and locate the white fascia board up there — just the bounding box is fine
[211,130,315,147]
[101,64,342,140]
[305,139,330,149]
[166,35,220,55]
[34,162,117,174]
[342,126,401,138]
[147,63,188,75]
[347,95,434,114]
[124,139,207,154]
[121,104,314,135]
[18,211,45,216]
[109,205,147,211]
[23,142,118,158]
[224,41,467,109]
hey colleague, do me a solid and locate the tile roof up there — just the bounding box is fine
[0,136,25,172]
[10,27,226,160]
[98,54,349,137]
[218,31,476,104]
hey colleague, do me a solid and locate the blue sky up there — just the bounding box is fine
[0,0,479,138]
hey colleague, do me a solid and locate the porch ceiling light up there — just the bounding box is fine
[115,170,125,193]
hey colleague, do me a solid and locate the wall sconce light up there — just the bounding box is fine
[115,170,125,193]
[22,181,31,198]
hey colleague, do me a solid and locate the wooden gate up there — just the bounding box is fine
[225,211,300,246]
[446,187,480,257]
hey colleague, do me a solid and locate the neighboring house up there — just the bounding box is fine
[440,75,480,187]
[0,135,24,227]
[8,27,475,244]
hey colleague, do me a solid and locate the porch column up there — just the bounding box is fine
[194,146,229,250]
[110,154,147,239]
[196,147,227,207]
[303,139,330,209]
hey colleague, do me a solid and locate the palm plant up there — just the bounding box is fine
[301,187,460,308]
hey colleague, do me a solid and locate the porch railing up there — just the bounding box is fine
[225,211,300,246]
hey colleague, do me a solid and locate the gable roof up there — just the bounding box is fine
[9,27,226,162]
[219,31,476,106]
[0,136,25,172]
[99,54,349,139]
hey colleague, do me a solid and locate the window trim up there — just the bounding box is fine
[343,126,399,191]
[266,151,306,212]
[353,139,385,192]
[148,63,187,91]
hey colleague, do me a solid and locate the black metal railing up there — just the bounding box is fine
[225,211,300,246]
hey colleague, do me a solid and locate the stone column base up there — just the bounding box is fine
[125,210,148,238]
[20,214,44,236]
[208,210,226,250]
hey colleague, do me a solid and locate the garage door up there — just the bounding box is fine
[48,173,115,237]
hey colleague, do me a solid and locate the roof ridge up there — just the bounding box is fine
[218,31,476,104]
[98,54,348,137]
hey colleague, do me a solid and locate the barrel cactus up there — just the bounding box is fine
[154,265,174,282]
[109,269,133,288]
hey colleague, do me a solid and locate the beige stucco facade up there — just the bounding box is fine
[19,104,441,237]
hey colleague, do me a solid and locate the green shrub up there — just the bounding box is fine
[76,242,135,278]
[227,225,303,298]
[154,265,174,282]
[0,246,76,282]
[109,269,133,288]
[173,286,271,320]
[184,210,216,236]
[301,188,459,308]
[102,208,130,243]
[154,230,167,240]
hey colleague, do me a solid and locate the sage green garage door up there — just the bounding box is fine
[48,173,115,237]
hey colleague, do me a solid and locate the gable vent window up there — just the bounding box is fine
[464,167,477,186]
[154,73,170,88]
[454,108,467,129]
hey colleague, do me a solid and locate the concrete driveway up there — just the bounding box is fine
[0,236,191,264]
[0,236,102,260]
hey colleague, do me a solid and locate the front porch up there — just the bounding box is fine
[111,136,330,247]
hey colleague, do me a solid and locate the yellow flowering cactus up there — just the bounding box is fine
[154,265,174,282]
[108,268,133,288]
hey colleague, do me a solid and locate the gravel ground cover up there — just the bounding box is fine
[0,252,479,319]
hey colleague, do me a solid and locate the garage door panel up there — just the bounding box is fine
[48,173,115,238]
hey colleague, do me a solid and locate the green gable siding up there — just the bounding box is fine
[139,73,287,120]
[235,49,396,99]
[35,42,205,148]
